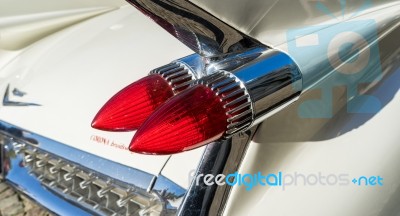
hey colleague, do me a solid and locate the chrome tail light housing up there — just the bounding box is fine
[130,49,303,154]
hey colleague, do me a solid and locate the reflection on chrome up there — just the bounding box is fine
[195,48,303,137]
[126,0,265,57]
[0,121,185,216]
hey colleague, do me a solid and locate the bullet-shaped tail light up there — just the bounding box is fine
[129,84,230,154]
[130,72,254,155]
[92,55,199,131]
[130,49,303,154]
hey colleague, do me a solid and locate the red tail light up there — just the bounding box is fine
[94,50,302,155]
[130,85,228,154]
[91,74,173,131]
[92,61,196,131]
[130,72,254,155]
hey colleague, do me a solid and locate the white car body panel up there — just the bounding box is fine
[0,7,118,50]
[0,6,195,176]
[0,0,126,17]
[161,146,205,189]
[0,0,398,214]
[0,49,21,71]
[224,67,400,216]
[191,0,397,47]
[221,3,400,215]
[0,0,126,76]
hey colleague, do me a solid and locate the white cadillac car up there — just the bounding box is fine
[0,0,399,215]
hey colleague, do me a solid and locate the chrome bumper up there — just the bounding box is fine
[0,121,185,216]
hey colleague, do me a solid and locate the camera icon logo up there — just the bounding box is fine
[286,1,382,118]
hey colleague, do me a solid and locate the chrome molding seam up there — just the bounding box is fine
[126,0,265,57]
[0,120,185,216]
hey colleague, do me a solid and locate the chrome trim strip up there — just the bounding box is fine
[0,120,186,215]
[126,0,265,57]
[177,127,257,215]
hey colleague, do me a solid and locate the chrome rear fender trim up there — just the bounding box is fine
[126,0,265,57]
